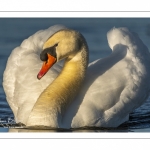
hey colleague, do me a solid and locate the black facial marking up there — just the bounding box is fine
[40,44,57,61]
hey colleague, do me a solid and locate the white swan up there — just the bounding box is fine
[3,25,150,129]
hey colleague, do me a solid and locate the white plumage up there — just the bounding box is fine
[3,25,150,129]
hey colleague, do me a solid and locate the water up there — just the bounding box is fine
[0,18,150,132]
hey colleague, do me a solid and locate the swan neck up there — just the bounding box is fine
[27,43,88,127]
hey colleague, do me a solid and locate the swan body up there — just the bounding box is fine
[3,25,150,129]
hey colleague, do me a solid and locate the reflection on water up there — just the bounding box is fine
[0,126,149,133]
[1,126,130,133]
[0,123,148,132]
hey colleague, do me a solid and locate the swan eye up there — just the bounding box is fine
[54,43,58,47]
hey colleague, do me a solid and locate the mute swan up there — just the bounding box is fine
[3,25,150,129]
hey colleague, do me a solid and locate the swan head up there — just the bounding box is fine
[37,29,86,79]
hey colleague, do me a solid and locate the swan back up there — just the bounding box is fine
[65,27,150,128]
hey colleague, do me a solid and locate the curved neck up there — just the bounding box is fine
[27,44,88,127]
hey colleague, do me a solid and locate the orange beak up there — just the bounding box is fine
[37,54,56,80]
